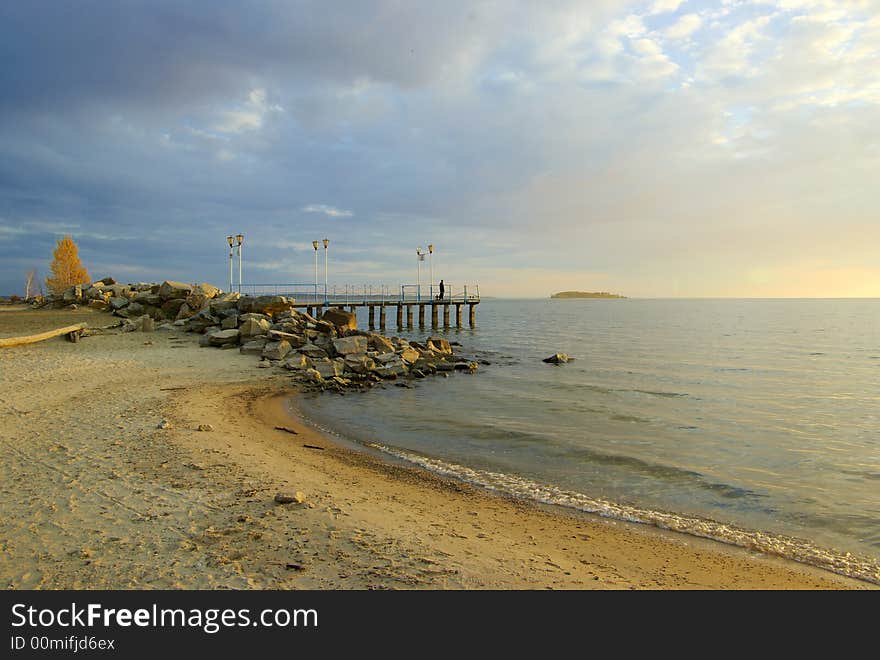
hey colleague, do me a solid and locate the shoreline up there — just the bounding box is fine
[0,307,874,589]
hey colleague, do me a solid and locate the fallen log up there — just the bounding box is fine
[0,323,87,348]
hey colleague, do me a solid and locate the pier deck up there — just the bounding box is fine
[238,283,480,329]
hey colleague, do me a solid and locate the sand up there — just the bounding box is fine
[0,306,872,589]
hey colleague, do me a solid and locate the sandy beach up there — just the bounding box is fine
[0,306,872,590]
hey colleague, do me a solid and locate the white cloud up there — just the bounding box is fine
[665,13,703,39]
[649,0,684,15]
[302,204,354,218]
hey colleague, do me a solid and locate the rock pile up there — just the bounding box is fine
[45,278,479,392]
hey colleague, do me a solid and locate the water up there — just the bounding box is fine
[295,299,880,582]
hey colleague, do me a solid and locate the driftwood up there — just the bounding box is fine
[0,323,87,348]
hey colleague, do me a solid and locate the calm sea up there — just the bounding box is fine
[294,299,880,582]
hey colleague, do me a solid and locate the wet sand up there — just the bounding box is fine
[0,306,871,589]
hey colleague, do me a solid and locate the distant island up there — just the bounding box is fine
[550,291,626,299]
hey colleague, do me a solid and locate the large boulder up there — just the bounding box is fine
[268,330,306,347]
[240,338,268,355]
[98,276,116,285]
[240,318,271,338]
[398,347,420,365]
[321,308,357,333]
[298,343,330,359]
[194,283,220,299]
[368,333,395,354]
[332,335,368,356]
[208,329,240,346]
[62,285,83,303]
[109,296,130,310]
[158,281,193,300]
[238,295,295,317]
[343,354,375,374]
[161,298,187,317]
[87,299,109,311]
[427,336,452,355]
[262,340,291,360]
[116,302,144,318]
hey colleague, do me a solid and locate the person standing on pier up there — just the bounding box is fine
[438,279,445,300]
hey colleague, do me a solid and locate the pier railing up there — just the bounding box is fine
[238,283,480,305]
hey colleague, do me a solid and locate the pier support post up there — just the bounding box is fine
[379,306,386,330]
[469,304,476,327]
[431,304,438,329]
[443,304,450,328]
[368,306,375,329]
[455,304,462,328]
[418,305,425,328]
[307,306,313,317]
[406,304,414,328]
[396,305,403,329]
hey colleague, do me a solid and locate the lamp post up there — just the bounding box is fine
[236,234,244,293]
[428,244,434,300]
[417,247,424,302]
[322,238,329,305]
[226,236,234,292]
[312,240,319,304]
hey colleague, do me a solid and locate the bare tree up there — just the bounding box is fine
[24,269,37,299]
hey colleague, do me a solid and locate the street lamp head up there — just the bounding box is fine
[428,244,433,253]
[323,238,329,249]
[236,234,244,245]
[312,240,319,250]
[227,235,234,247]
[417,247,422,255]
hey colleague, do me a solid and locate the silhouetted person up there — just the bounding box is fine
[438,279,445,301]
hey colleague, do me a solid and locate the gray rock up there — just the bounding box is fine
[368,333,395,354]
[158,280,193,299]
[109,296,130,310]
[240,338,268,355]
[282,354,309,370]
[542,353,570,364]
[343,354,375,374]
[262,340,291,360]
[427,336,452,354]
[298,343,329,359]
[208,329,241,346]
[267,330,306,347]
[239,318,271,338]
[221,315,238,330]
[332,335,368,356]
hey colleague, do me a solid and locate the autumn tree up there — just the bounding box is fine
[45,235,90,296]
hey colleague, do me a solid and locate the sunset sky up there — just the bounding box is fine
[1,1,878,297]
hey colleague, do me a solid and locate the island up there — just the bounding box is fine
[550,291,626,299]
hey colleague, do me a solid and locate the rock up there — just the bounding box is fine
[368,333,395,354]
[375,352,405,366]
[184,293,211,313]
[332,335,368,356]
[262,340,291,360]
[161,298,187,317]
[116,301,144,318]
[344,354,375,374]
[282,354,309,371]
[87,299,109,311]
[99,276,116,285]
[133,292,162,306]
[109,296,130,310]
[175,302,196,320]
[454,361,479,372]
[141,316,155,332]
[157,281,193,299]
[185,310,219,332]
[239,318,271,338]
[303,368,323,382]
[321,308,357,332]
[221,315,238,330]
[267,330,306,347]
[313,319,337,335]
[197,424,214,432]
[542,353,570,364]
[258,361,272,368]
[398,347,420,365]
[194,283,220,299]
[274,491,306,505]
[427,336,452,354]
[238,295,294,317]
[312,358,343,379]
[63,285,83,303]
[240,338,268,355]
[298,343,329,359]
[157,419,172,429]
[434,361,456,372]
[208,328,241,346]
[374,363,407,378]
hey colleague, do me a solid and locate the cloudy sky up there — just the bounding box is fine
[1,0,878,297]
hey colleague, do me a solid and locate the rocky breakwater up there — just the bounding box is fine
[42,280,480,392]
[195,302,479,393]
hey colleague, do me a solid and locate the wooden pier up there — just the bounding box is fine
[239,283,481,330]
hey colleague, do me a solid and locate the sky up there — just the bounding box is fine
[1,0,879,298]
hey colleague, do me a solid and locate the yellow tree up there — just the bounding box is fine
[45,235,90,295]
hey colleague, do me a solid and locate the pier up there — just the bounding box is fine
[237,283,481,329]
